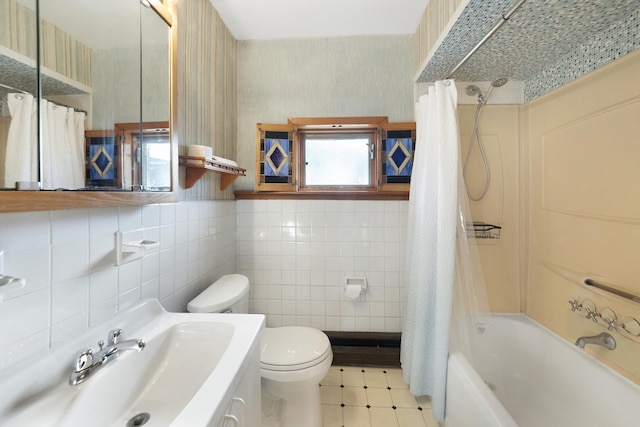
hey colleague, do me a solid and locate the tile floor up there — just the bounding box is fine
[320,366,439,427]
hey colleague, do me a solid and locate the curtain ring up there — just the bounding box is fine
[444,80,452,87]
[14,94,24,100]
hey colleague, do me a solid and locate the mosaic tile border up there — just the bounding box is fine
[525,6,640,102]
[416,0,640,102]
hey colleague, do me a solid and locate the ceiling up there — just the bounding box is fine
[207,0,429,40]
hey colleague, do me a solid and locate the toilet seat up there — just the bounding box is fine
[260,326,331,371]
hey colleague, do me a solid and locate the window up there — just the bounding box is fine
[254,117,415,197]
[301,131,375,188]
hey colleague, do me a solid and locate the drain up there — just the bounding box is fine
[126,413,150,427]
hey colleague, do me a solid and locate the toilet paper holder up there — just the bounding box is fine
[344,277,367,291]
[344,277,367,301]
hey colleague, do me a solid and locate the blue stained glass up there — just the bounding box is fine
[270,147,284,170]
[264,138,289,176]
[95,151,110,171]
[386,138,413,176]
[90,144,115,179]
[391,147,407,168]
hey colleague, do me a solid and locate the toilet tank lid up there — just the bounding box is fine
[187,274,249,313]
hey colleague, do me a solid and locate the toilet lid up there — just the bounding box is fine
[260,327,331,371]
[187,274,249,313]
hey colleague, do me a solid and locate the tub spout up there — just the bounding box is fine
[575,332,616,350]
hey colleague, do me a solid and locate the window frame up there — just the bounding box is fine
[246,117,415,200]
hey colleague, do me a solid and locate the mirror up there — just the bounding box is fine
[0,0,171,192]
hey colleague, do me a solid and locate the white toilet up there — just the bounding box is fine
[187,274,333,427]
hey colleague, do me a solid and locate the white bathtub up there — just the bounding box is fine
[443,314,640,427]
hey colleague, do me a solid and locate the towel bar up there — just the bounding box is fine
[584,278,640,304]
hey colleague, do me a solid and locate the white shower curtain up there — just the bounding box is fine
[41,99,86,189]
[4,93,38,187]
[4,94,86,190]
[401,80,459,421]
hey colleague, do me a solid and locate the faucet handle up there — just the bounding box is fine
[605,318,622,332]
[75,349,94,371]
[584,307,600,322]
[568,299,583,312]
[108,329,123,345]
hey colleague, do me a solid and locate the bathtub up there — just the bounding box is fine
[442,314,640,427]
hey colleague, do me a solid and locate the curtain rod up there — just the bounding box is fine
[445,0,528,80]
[0,82,28,94]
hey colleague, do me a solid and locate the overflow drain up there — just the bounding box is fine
[127,413,150,427]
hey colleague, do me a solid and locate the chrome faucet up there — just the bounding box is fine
[69,329,145,385]
[575,332,616,350]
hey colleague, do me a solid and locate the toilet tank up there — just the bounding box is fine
[187,274,250,314]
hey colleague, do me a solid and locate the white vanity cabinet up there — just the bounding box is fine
[215,336,262,427]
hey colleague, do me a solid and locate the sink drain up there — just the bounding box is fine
[126,412,150,427]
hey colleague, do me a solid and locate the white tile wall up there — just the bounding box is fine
[238,199,407,333]
[0,200,237,372]
[0,198,407,373]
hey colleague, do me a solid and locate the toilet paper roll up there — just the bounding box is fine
[187,145,213,159]
[344,284,362,300]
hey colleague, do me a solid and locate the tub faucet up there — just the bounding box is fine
[575,332,616,350]
[69,329,145,385]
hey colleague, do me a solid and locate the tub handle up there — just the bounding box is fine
[584,306,600,323]
[568,299,583,312]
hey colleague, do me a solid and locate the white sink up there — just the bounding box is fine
[0,299,264,426]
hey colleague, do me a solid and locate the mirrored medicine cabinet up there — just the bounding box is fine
[0,0,177,213]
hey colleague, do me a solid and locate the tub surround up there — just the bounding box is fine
[523,48,640,383]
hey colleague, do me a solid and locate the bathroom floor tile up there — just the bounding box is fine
[321,366,343,386]
[321,385,343,405]
[343,406,371,427]
[362,369,388,388]
[343,386,368,406]
[341,369,366,387]
[385,368,409,389]
[396,407,429,427]
[365,387,393,407]
[322,404,343,427]
[390,388,421,408]
[320,366,437,427]
[369,407,399,427]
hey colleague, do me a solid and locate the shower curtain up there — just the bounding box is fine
[41,99,86,189]
[4,94,86,189]
[4,93,38,187]
[401,80,459,421]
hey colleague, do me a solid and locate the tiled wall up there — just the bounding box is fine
[237,199,407,333]
[0,200,237,372]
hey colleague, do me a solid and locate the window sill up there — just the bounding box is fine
[234,190,408,200]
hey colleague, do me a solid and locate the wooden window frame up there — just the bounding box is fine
[239,117,414,200]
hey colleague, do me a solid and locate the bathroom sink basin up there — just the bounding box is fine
[0,299,264,426]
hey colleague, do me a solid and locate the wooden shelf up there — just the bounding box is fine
[179,156,246,190]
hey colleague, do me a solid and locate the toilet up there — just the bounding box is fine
[187,274,333,427]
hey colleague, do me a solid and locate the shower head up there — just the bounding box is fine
[491,77,509,87]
